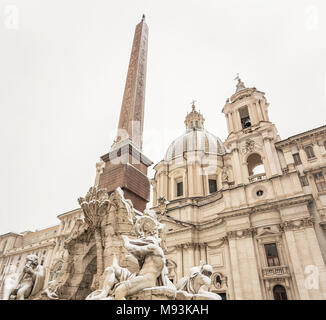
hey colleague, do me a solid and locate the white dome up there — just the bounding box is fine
[164,128,225,161]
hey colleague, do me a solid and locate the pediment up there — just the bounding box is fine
[256,228,279,238]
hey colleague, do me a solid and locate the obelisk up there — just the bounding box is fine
[115,14,148,150]
[98,15,153,212]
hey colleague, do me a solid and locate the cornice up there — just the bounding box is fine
[0,232,22,239]
[218,194,313,219]
[101,143,153,167]
[168,239,227,252]
[275,125,326,148]
[222,216,314,240]
[159,194,313,235]
[197,218,225,232]
[166,226,193,235]
[227,227,256,240]
[165,216,316,247]
[229,87,262,104]
[1,240,56,257]
[279,217,314,231]
[304,164,326,175]
[158,191,224,213]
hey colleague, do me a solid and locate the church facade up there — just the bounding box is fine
[1,17,326,300]
[150,82,326,300]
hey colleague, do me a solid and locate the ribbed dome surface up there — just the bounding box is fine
[164,129,225,161]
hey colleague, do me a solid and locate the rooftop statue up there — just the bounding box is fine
[176,261,221,300]
[2,254,45,300]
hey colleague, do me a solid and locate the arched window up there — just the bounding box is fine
[273,285,288,300]
[247,153,265,176]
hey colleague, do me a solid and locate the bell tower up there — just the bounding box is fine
[97,15,153,212]
[223,75,272,135]
[222,76,282,185]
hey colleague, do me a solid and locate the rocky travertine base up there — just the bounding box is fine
[176,290,222,300]
[128,286,177,300]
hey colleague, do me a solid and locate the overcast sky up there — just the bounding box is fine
[0,0,325,234]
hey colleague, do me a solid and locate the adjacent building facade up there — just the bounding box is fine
[151,78,326,300]
[1,19,326,300]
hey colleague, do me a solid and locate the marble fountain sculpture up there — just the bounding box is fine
[3,186,220,300]
[2,254,45,300]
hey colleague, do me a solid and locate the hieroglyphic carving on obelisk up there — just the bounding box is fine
[115,15,148,151]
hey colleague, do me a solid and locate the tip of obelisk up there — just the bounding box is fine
[142,14,145,21]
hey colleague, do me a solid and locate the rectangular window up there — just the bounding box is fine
[299,175,309,187]
[209,179,217,193]
[176,182,183,197]
[313,172,326,192]
[304,146,315,159]
[264,243,280,267]
[293,153,302,165]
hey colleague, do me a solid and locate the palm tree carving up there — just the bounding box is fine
[78,186,110,288]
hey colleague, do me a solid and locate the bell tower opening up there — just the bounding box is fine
[239,106,251,129]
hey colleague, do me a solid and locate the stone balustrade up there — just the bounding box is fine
[262,265,289,279]
[248,173,267,183]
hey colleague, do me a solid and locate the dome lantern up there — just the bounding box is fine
[184,100,205,130]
